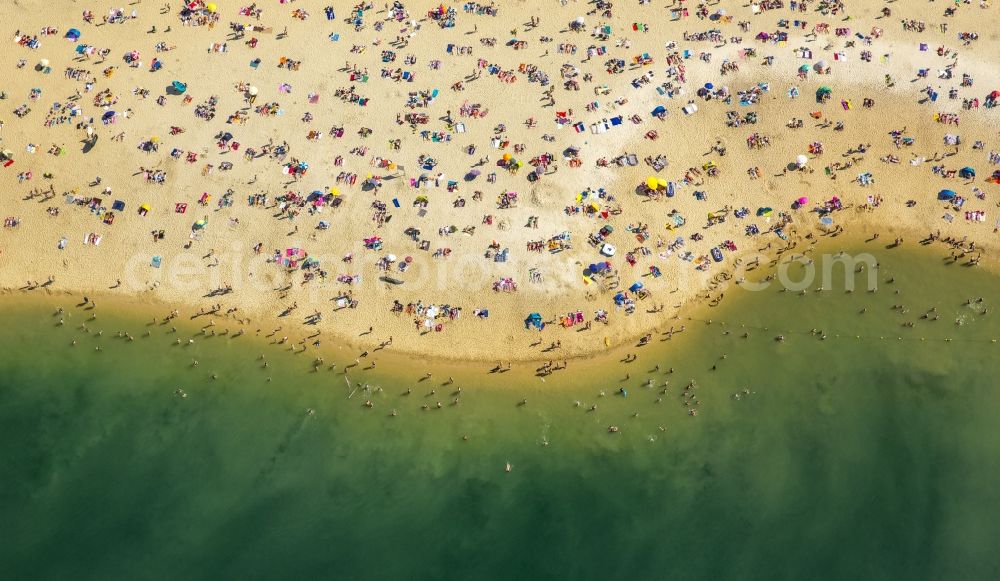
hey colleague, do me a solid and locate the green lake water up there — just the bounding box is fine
[2,245,1000,580]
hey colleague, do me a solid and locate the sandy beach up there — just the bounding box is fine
[1,0,998,362]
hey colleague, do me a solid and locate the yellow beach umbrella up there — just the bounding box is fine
[206,3,218,13]
[646,176,658,190]
[656,178,667,188]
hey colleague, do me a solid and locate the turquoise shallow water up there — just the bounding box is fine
[2,246,1000,580]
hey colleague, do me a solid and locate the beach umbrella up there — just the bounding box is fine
[813,60,827,71]
[247,86,259,96]
[65,28,81,40]
[387,254,397,262]
[193,219,208,230]
[938,189,957,200]
[798,64,810,73]
[171,80,187,94]
[656,178,668,188]
[959,167,975,179]
[39,59,49,67]
[102,110,116,120]
[206,2,217,12]
[646,176,659,190]
[797,196,809,205]
[651,105,666,116]
[756,207,773,217]
[629,281,644,293]
[704,82,714,90]
[796,154,808,167]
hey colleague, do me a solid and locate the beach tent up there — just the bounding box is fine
[171,80,187,94]
[524,313,544,330]
[959,167,976,179]
[938,189,957,200]
[629,282,644,293]
[65,28,81,40]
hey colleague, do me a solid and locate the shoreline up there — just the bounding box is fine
[3,233,994,369]
[1,0,998,363]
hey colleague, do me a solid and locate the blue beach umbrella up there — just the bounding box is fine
[171,80,187,94]
[65,28,81,40]
[938,189,957,200]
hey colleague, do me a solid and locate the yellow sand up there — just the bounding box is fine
[1,0,998,361]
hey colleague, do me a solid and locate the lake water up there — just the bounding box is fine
[3,244,1000,580]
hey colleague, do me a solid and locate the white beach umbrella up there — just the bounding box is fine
[796,154,808,167]
[248,86,259,96]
